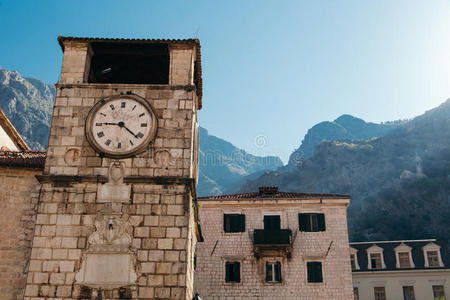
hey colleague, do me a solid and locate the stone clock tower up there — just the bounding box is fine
[24,36,203,300]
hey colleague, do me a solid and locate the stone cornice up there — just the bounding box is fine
[55,83,196,92]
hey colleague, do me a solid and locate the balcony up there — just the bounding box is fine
[253,229,293,259]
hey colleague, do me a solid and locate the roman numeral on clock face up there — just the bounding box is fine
[121,102,126,108]
[105,139,111,146]
[97,132,105,138]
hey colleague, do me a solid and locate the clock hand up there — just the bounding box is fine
[102,122,120,125]
[123,125,138,138]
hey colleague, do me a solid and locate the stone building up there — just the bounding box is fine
[0,35,204,300]
[0,107,46,299]
[351,239,450,300]
[194,186,354,299]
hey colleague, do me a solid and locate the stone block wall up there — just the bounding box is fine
[23,38,201,299]
[45,84,197,178]
[24,183,197,299]
[0,167,41,299]
[194,199,354,299]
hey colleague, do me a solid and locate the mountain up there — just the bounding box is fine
[0,67,54,149]
[240,100,450,243]
[198,127,283,196]
[287,114,404,167]
[0,67,282,196]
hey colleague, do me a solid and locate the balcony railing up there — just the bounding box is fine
[252,229,293,259]
[253,229,292,245]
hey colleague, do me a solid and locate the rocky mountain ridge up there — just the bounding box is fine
[0,67,282,196]
[241,100,450,242]
[287,114,405,167]
[0,67,54,149]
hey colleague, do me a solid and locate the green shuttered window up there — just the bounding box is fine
[299,213,326,232]
[223,214,245,233]
[307,261,323,283]
[225,261,241,283]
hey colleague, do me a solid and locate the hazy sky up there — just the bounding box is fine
[1,0,450,163]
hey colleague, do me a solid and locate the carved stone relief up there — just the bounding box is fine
[75,213,137,288]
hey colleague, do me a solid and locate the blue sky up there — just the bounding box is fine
[1,0,450,163]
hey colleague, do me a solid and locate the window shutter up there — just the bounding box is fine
[299,214,308,231]
[235,262,241,283]
[225,262,230,282]
[307,262,314,282]
[239,214,245,232]
[273,216,280,230]
[318,214,326,231]
[307,262,323,283]
[315,262,323,282]
[223,214,228,232]
[265,262,271,282]
[275,262,282,282]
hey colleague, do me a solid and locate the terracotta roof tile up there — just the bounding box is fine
[199,191,350,200]
[0,151,46,169]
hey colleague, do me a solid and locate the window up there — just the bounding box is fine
[433,285,446,299]
[427,251,440,267]
[370,253,383,269]
[374,287,386,300]
[398,252,411,268]
[299,213,326,232]
[353,287,359,300]
[265,261,282,283]
[89,42,170,84]
[350,254,357,270]
[307,261,323,283]
[395,243,415,269]
[223,214,245,233]
[403,286,415,300]
[225,261,240,283]
[264,215,281,230]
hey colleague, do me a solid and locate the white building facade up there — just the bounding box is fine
[194,186,354,299]
[351,239,450,300]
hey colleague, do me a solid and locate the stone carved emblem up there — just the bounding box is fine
[88,214,132,246]
[75,213,137,288]
[154,150,171,167]
[64,148,81,165]
[109,161,125,183]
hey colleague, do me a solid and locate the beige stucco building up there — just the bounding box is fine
[194,186,354,299]
[351,239,450,300]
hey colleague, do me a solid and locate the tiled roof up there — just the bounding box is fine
[199,190,350,200]
[0,151,46,169]
[350,239,450,272]
[57,36,203,109]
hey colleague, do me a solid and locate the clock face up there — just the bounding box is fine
[86,95,157,158]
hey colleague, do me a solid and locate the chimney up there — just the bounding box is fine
[258,186,278,196]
